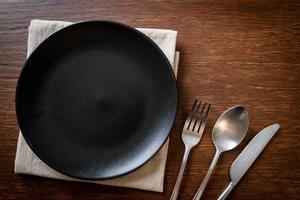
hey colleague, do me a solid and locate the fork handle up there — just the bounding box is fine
[169,146,191,200]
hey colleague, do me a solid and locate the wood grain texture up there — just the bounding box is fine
[1,0,300,199]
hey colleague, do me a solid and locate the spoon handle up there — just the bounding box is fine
[192,150,221,200]
[169,146,191,200]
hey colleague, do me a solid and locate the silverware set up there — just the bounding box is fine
[170,99,280,200]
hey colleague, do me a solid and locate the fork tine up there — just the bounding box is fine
[193,102,207,131]
[192,115,201,131]
[197,103,211,133]
[200,102,207,113]
[191,101,205,130]
[184,99,199,129]
[196,100,202,112]
[191,99,199,111]
[184,112,193,130]
[190,100,203,130]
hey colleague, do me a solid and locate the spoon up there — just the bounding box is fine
[192,105,249,200]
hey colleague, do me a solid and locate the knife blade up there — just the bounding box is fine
[217,123,280,200]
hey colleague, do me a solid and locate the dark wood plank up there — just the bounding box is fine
[1,0,299,199]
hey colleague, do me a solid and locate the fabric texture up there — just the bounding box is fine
[15,20,179,192]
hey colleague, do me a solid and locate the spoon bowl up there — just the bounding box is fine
[212,106,249,152]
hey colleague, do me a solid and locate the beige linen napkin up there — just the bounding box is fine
[15,20,179,192]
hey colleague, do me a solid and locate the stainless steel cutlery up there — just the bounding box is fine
[192,106,249,200]
[217,124,280,200]
[169,101,279,200]
[169,99,211,200]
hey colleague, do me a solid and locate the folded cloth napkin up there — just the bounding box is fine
[15,20,179,192]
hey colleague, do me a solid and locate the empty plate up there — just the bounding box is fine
[16,21,177,180]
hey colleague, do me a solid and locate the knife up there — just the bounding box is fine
[217,123,280,200]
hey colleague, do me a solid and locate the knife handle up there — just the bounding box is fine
[217,182,235,200]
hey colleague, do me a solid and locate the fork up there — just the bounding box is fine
[169,99,211,200]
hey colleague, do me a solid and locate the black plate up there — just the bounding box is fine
[16,21,177,180]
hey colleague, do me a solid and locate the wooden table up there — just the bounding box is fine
[1,1,299,199]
